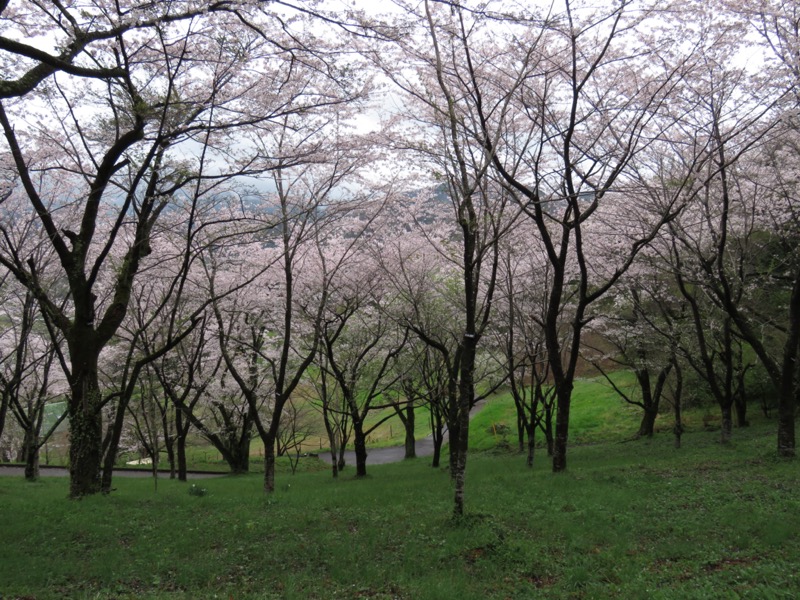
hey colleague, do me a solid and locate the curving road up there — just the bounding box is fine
[316,433,441,466]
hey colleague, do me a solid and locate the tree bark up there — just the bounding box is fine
[452,338,476,517]
[68,378,103,498]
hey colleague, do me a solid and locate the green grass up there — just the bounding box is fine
[2,415,799,599]
[468,372,734,452]
[468,372,645,451]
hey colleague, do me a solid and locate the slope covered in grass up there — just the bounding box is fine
[1,416,798,599]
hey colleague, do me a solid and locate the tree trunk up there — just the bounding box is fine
[229,444,251,475]
[337,445,346,472]
[720,404,733,445]
[552,383,573,473]
[101,397,128,493]
[637,408,658,438]
[0,392,9,450]
[264,437,276,493]
[452,341,475,517]
[431,415,444,468]
[162,411,176,479]
[177,432,188,482]
[432,434,442,468]
[777,276,799,457]
[635,369,662,438]
[448,419,460,472]
[526,423,535,468]
[673,363,683,449]
[452,397,471,517]
[166,440,176,479]
[734,395,749,428]
[353,421,368,478]
[322,406,339,478]
[23,429,39,480]
[779,400,796,458]
[68,363,104,498]
[543,402,554,457]
[403,404,416,459]
[330,447,339,478]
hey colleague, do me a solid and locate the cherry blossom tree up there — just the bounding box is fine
[0,282,67,479]
[585,278,681,439]
[0,1,370,496]
[444,0,708,473]
[372,0,518,516]
[315,241,409,478]
[494,224,559,464]
[708,0,800,457]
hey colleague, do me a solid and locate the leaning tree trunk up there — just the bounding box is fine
[432,433,443,468]
[101,396,129,493]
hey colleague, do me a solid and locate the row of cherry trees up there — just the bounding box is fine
[0,1,797,516]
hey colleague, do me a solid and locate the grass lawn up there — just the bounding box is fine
[1,409,799,599]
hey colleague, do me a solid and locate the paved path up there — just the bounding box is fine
[317,434,441,466]
[317,399,488,467]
